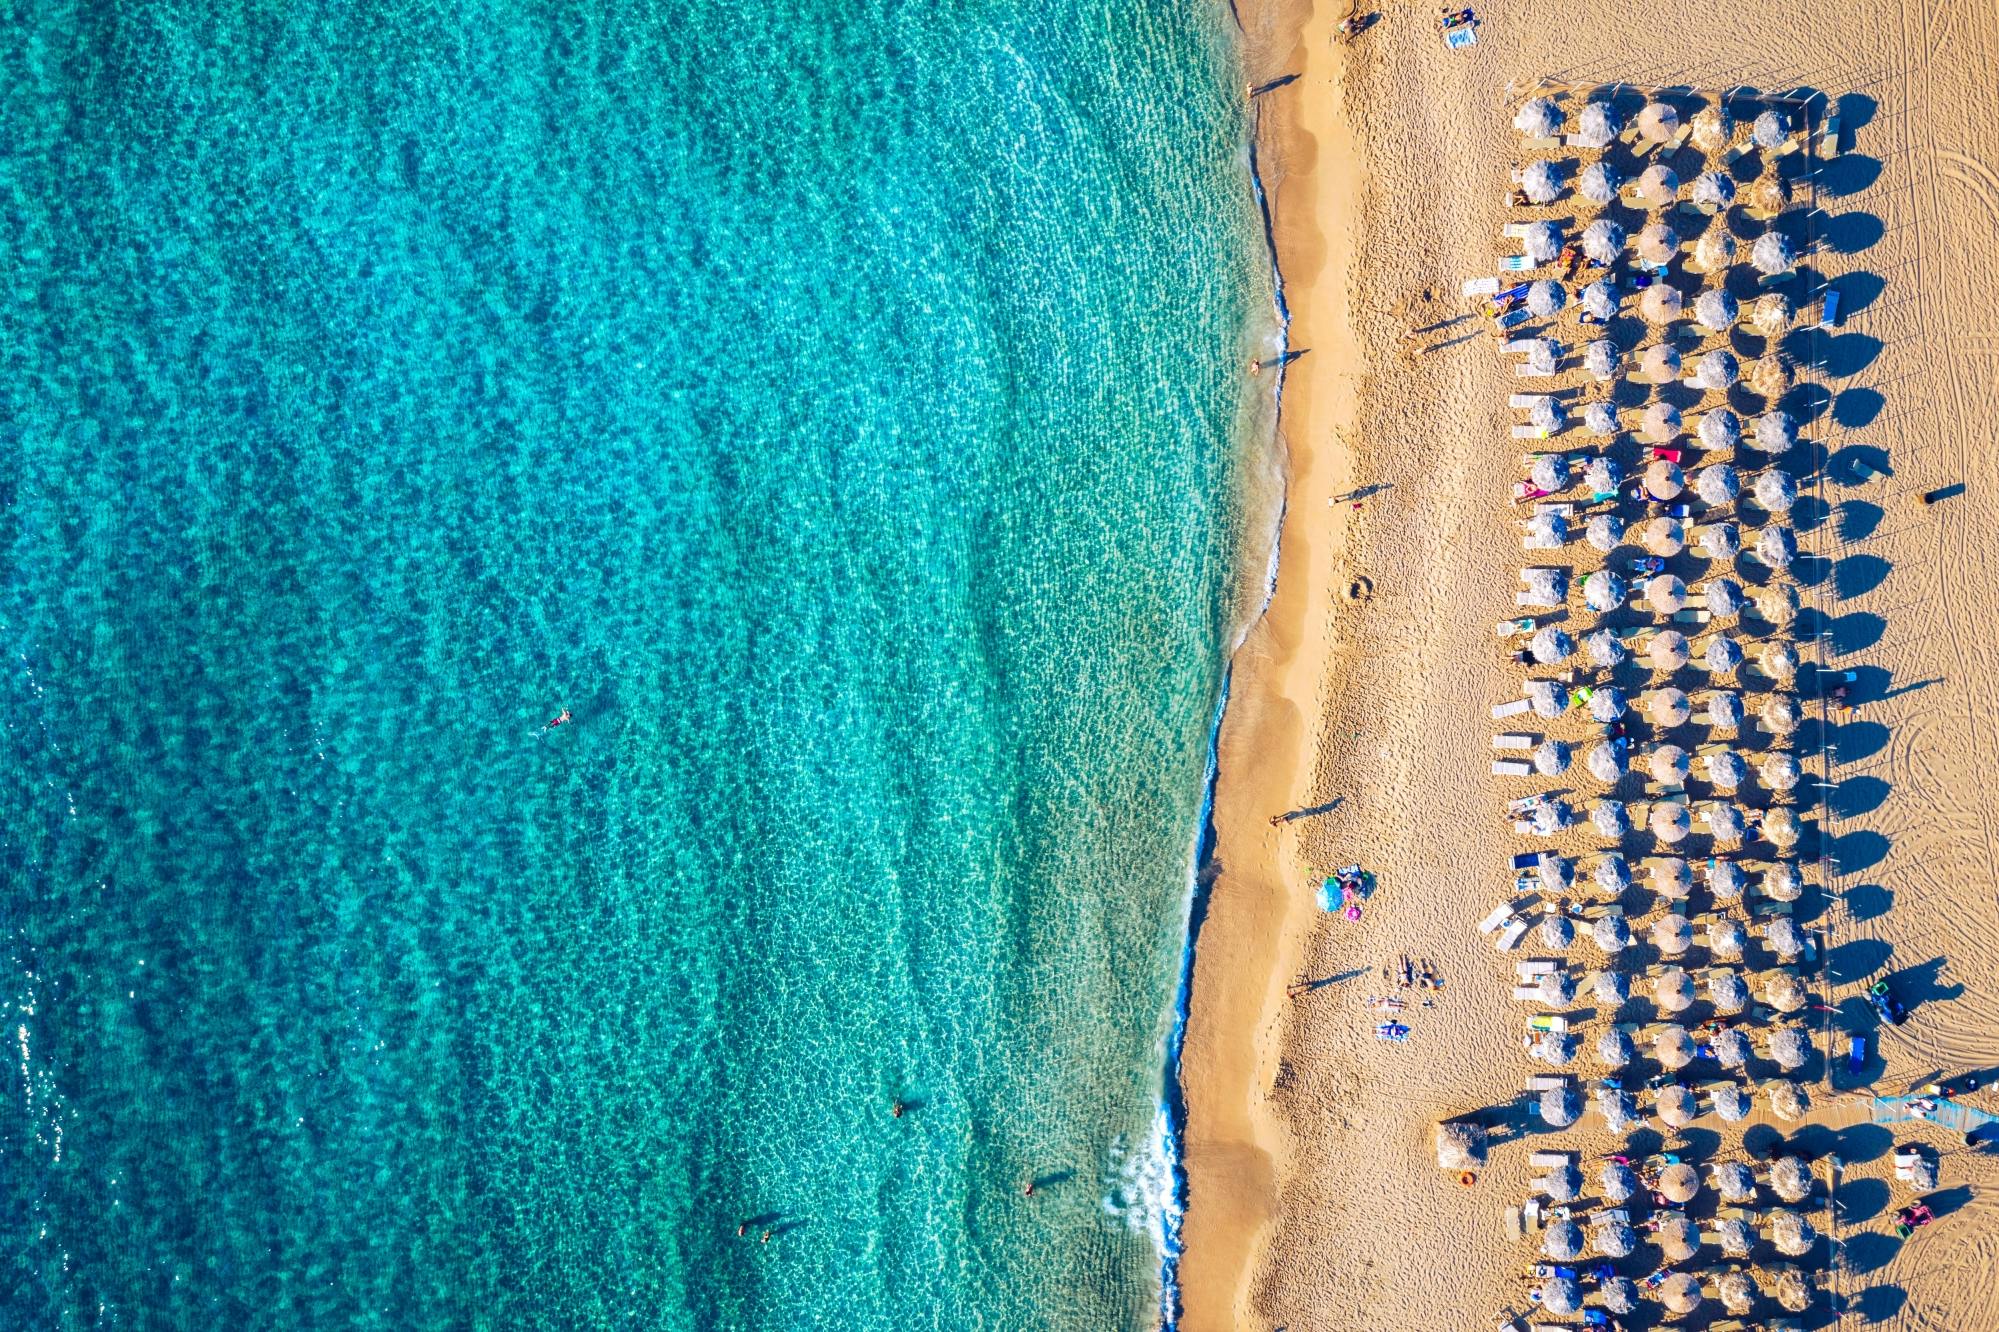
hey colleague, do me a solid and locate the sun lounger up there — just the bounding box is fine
[1502,222,1533,240]
[1496,917,1531,951]
[1462,276,1502,299]
[1850,460,1882,483]
[1722,142,1750,166]
[1515,363,1557,377]
[1493,733,1535,750]
[1894,1148,1921,1180]
[1509,393,1549,408]
[1757,269,1792,289]
[1493,698,1532,718]
[1528,1150,1572,1167]
[1665,124,1692,152]
[1511,424,1552,440]
[1773,135,1804,158]
[1527,1014,1568,1035]
[1818,110,1842,160]
[1500,255,1534,272]
[1672,609,1712,625]
[1494,759,1534,776]
[1532,501,1575,517]
[1513,983,1550,1000]
[1516,960,1558,979]
[1502,1212,1523,1247]
[1479,902,1517,934]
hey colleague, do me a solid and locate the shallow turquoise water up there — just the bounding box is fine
[0,3,1267,1328]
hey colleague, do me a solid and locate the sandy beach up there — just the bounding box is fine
[1183,1,1999,1328]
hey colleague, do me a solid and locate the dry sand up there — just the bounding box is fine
[1182,2,1999,1328]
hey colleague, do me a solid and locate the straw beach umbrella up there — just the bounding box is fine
[1692,104,1735,152]
[1756,525,1798,569]
[1706,581,1745,618]
[1658,1083,1698,1128]
[1706,800,1746,843]
[1527,279,1566,317]
[1521,337,1560,374]
[1593,1220,1636,1258]
[1577,101,1620,148]
[1584,455,1622,496]
[1584,629,1626,669]
[1525,511,1567,549]
[1637,220,1680,266]
[1520,159,1561,204]
[1641,283,1683,324]
[1755,468,1798,512]
[1718,1269,1758,1314]
[1530,453,1569,493]
[1648,744,1691,785]
[1639,517,1684,559]
[1578,280,1617,322]
[1769,1025,1812,1072]
[1714,1026,1751,1067]
[1523,222,1562,265]
[1540,1086,1582,1127]
[1530,625,1574,664]
[1766,916,1805,961]
[1636,163,1680,209]
[1584,339,1620,381]
[1754,409,1798,453]
[1587,740,1627,783]
[1754,107,1791,148]
[1519,566,1566,608]
[1590,688,1630,724]
[1539,913,1574,947]
[1530,1032,1577,1063]
[1659,1161,1701,1204]
[1761,693,1799,735]
[1539,1278,1581,1317]
[1592,917,1632,956]
[1691,170,1737,209]
[1529,397,1566,437]
[1696,462,1740,505]
[1715,1210,1753,1252]
[1650,857,1692,898]
[1644,686,1691,726]
[1580,160,1620,207]
[1698,408,1741,450]
[1705,749,1746,790]
[1699,523,1741,561]
[1776,1265,1814,1313]
[1710,858,1747,901]
[1544,1164,1585,1202]
[1584,570,1627,612]
[1760,753,1801,791]
[1747,354,1793,399]
[1593,967,1630,1005]
[1652,915,1693,957]
[1760,641,1799,682]
[1600,1277,1639,1316]
[1656,1211,1700,1263]
[1764,861,1802,901]
[1748,173,1790,218]
[1543,1220,1584,1261]
[1705,686,1743,726]
[1645,458,1685,499]
[1600,1161,1639,1204]
[1515,97,1562,138]
[1655,967,1695,1013]
[1534,854,1573,893]
[1597,1086,1639,1131]
[1639,342,1683,382]
[1692,227,1737,273]
[1694,348,1740,390]
[1752,292,1793,336]
[1646,573,1688,613]
[1594,853,1632,895]
[1648,631,1691,673]
[1527,679,1568,718]
[1711,917,1747,960]
[1434,1119,1487,1168]
[1534,739,1572,776]
[1582,218,1626,265]
[1582,403,1618,441]
[1660,1272,1702,1316]
[1764,969,1807,1012]
[1709,969,1749,1013]
[1638,101,1681,144]
[1753,230,1797,275]
[1695,287,1739,332]
[1714,1160,1756,1203]
[1703,635,1743,673]
[1771,1152,1813,1201]
[1770,1206,1815,1255]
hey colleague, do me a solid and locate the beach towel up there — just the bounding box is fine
[1444,25,1477,49]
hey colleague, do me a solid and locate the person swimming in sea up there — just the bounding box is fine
[544,708,572,730]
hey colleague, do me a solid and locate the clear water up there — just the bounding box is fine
[0,3,1268,1328]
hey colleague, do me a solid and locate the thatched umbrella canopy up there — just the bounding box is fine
[1600,1160,1639,1203]
[1755,468,1798,512]
[1531,624,1575,664]
[1747,354,1793,398]
[1716,1268,1758,1314]
[1771,1153,1813,1202]
[1769,1025,1813,1073]
[1692,104,1735,152]
[1907,1154,1940,1191]
[1710,858,1747,903]
[1539,913,1575,948]
[1765,806,1802,850]
[1705,686,1744,727]
[1696,462,1740,505]
[1658,1083,1699,1128]
[1646,572,1689,613]
[1529,800,1573,838]
[1540,1276,1582,1317]
[1653,914,1694,956]
[1641,515,1686,557]
[1754,107,1791,148]
[1695,520,1743,556]
[1535,969,1577,1005]
[1577,101,1620,148]
[1525,510,1567,549]
[1643,689,1691,730]
[1590,686,1630,722]
[1704,635,1744,673]
[1753,230,1798,275]
[1695,347,1741,390]
[1600,1276,1639,1316]
[1760,753,1801,791]
[1540,1086,1582,1128]
[1637,219,1680,266]
[1593,914,1633,954]
[1714,1083,1753,1123]
[1775,1264,1814,1313]
[1583,627,1627,668]
[1659,1160,1702,1204]
[1531,452,1569,492]
[1650,854,1692,896]
[1756,524,1798,569]
[1535,853,1574,893]
[1711,917,1747,960]
[1705,580,1745,619]
[1764,969,1807,1012]
[1543,1219,1585,1260]
[1592,799,1629,838]
[1578,280,1618,324]
[1521,159,1562,204]
[1595,853,1633,895]
[1695,290,1741,338]
[1770,1205,1816,1255]
[1526,678,1568,718]
[1769,1080,1811,1125]
[1749,173,1790,216]
[1639,101,1682,143]
[1596,981,1633,1022]
[1692,169,1738,209]
[1584,570,1628,612]
[1714,1160,1757,1203]
[1761,693,1799,735]
[1656,1022,1696,1068]
[1522,336,1560,374]
[1766,916,1805,961]
[1693,226,1738,272]
[1515,97,1563,138]
[1435,1119,1488,1168]
[1709,970,1750,1014]
[1640,341,1683,382]
[1582,218,1626,265]
[1706,749,1747,790]
[1597,1086,1640,1131]
[1531,1032,1578,1064]
[1524,222,1563,265]
[1580,159,1621,207]
[1649,631,1691,672]
[1584,339,1621,381]
[1655,966,1696,1014]
[1698,408,1742,450]
[1752,291,1793,336]
[1584,455,1623,495]
[1714,1027,1752,1068]
[1706,800,1747,843]
[1764,862,1802,901]
[1593,1220,1637,1258]
[1641,283,1684,324]
[1646,458,1686,500]
[1716,1214,1754,1255]
[1587,740,1628,783]
[1760,635,1800,677]
[1520,568,1565,612]
[1652,802,1692,843]
[1527,279,1567,317]
[1660,1270,1702,1314]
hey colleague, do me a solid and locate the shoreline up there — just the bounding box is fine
[1175,0,1361,1325]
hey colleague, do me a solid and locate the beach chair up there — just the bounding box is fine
[1515,362,1556,377]
[1525,1075,1567,1092]
[1493,733,1535,750]
[1516,959,1558,979]
[1493,698,1532,718]
[1522,136,1561,152]
[1511,424,1552,440]
[1722,141,1751,166]
[1500,255,1534,272]
[1672,609,1712,626]
[1509,393,1549,409]
[1757,269,1793,290]
[1665,124,1693,153]
[1512,982,1551,999]
[1496,917,1531,951]
[1494,759,1534,776]
[1773,135,1804,158]
[1818,110,1842,159]
[1532,501,1575,517]
[1850,460,1883,483]
[1479,902,1517,934]
[1462,275,1502,298]
[1529,1150,1573,1168]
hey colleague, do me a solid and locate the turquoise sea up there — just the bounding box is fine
[0,3,1271,1328]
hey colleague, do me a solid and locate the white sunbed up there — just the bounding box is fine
[1502,222,1533,239]
[1493,733,1535,750]
[1819,112,1843,160]
[1479,902,1516,934]
[1494,759,1534,776]
[1493,698,1532,717]
[1515,364,1557,377]
[1672,609,1712,625]
[1512,984,1550,1000]
[1509,392,1549,408]
[1496,917,1532,951]
[1462,276,1501,298]
[1515,959,1558,978]
[1722,141,1751,166]
[1512,424,1553,440]
[1522,135,1561,152]
[1500,255,1534,272]
[1528,1149,1573,1168]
